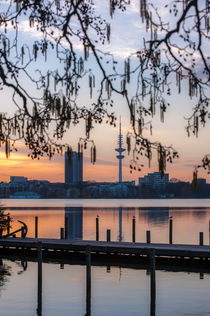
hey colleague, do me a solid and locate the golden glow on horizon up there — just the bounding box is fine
[0,145,209,183]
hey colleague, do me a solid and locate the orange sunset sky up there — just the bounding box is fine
[0,108,210,184]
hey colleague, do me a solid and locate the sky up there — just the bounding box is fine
[0,0,209,184]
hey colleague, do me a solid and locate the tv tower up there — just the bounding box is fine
[115,118,125,183]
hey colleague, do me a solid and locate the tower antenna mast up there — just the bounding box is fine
[115,117,125,183]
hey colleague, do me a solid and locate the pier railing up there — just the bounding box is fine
[0,219,27,239]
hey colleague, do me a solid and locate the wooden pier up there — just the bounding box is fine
[0,238,210,261]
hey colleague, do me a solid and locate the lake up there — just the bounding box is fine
[0,199,210,316]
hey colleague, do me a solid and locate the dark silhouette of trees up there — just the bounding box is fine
[0,0,209,175]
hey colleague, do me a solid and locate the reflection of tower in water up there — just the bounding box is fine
[119,207,122,242]
[65,207,83,240]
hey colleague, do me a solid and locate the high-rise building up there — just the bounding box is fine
[65,151,83,184]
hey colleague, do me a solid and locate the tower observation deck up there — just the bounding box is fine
[115,118,125,183]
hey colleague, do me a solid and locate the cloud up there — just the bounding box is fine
[84,155,118,167]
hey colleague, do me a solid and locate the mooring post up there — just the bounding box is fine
[86,246,91,316]
[107,229,111,242]
[209,220,210,246]
[0,229,2,238]
[7,215,10,235]
[199,232,204,246]
[37,242,42,316]
[150,249,156,316]
[60,228,64,240]
[35,216,38,238]
[64,215,68,239]
[21,227,24,238]
[96,216,99,241]
[169,216,173,244]
[132,216,136,243]
[146,230,151,244]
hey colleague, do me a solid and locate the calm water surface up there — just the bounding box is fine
[0,199,210,315]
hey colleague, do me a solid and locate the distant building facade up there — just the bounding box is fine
[65,151,83,184]
[197,178,206,185]
[10,176,28,183]
[9,191,40,199]
[139,172,169,189]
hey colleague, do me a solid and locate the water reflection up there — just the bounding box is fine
[65,207,83,240]
[6,206,210,244]
[0,259,11,292]
[119,207,122,242]
[1,252,210,316]
[138,207,169,225]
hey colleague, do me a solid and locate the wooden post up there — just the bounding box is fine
[35,216,38,238]
[132,216,136,243]
[86,246,91,316]
[146,230,151,244]
[60,228,64,240]
[64,216,68,239]
[37,242,42,316]
[199,232,204,246]
[21,227,24,238]
[209,220,210,246]
[0,229,2,238]
[169,217,173,244]
[150,249,156,316]
[96,216,99,241]
[7,215,10,235]
[107,229,111,242]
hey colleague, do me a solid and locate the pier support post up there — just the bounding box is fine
[199,232,204,246]
[107,229,111,242]
[96,216,99,241]
[146,230,151,244]
[132,216,136,243]
[7,215,10,235]
[150,249,156,316]
[169,217,173,244]
[86,246,91,316]
[60,228,64,240]
[37,242,42,316]
[35,216,38,238]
